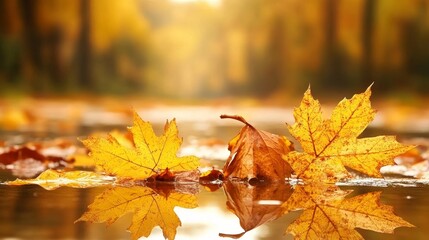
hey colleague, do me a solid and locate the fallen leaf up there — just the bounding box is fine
[173,169,200,182]
[139,171,200,193]
[221,115,293,181]
[155,168,176,182]
[6,169,113,190]
[199,168,223,191]
[0,146,45,165]
[76,185,197,240]
[199,168,224,182]
[0,145,75,178]
[283,184,414,239]
[0,146,66,165]
[284,86,414,182]
[220,181,293,238]
[82,111,199,180]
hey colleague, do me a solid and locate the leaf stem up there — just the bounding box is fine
[220,114,251,127]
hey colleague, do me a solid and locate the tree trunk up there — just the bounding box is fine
[78,0,92,90]
[263,16,286,97]
[361,0,377,87]
[18,0,41,91]
[322,0,340,89]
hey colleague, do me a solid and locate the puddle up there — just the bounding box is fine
[1,180,428,239]
[1,117,429,239]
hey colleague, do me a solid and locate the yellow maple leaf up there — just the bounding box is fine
[5,169,113,190]
[76,185,197,240]
[283,184,414,239]
[82,111,199,180]
[284,86,414,181]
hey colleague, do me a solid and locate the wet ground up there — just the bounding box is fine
[1,105,429,240]
[1,179,429,239]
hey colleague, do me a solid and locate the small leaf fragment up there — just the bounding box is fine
[0,146,73,166]
[199,168,224,182]
[155,168,176,182]
[6,169,113,190]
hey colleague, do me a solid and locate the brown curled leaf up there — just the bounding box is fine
[221,115,293,181]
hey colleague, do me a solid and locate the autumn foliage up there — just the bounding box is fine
[76,185,198,240]
[81,111,199,180]
[5,86,414,184]
[283,184,414,239]
[3,86,417,240]
[284,86,414,182]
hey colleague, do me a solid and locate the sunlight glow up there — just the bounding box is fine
[170,0,221,7]
[257,200,283,206]
[147,206,268,239]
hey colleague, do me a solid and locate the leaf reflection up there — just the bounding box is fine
[6,169,114,190]
[76,184,198,240]
[219,181,293,238]
[220,182,414,240]
[282,184,415,240]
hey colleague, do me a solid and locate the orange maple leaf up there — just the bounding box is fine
[283,184,414,239]
[82,111,199,180]
[284,86,414,182]
[221,115,293,181]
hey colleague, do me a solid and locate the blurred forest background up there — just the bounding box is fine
[0,0,428,101]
